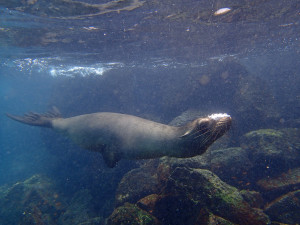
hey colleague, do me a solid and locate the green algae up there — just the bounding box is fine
[245,129,283,138]
[216,188,243,207]
[107,203,158,225]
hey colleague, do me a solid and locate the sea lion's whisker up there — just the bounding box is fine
[212,129,221,141]
[194,128,214,143]
[191,126,211,136]
[193,129,211,139]
[185,127,208,138]
[197,132,213,147]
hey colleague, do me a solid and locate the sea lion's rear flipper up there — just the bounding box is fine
[6,106,62,128]
[102,148,120,168]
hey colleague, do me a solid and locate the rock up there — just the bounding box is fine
[154,167,270,225]
[239,190,264,209]
[158,155,209,171]
[0,174,64,225]
[207,147,253,188]
[152,192,202,225]
[137,194,160,213]
[58,189,97,225]
[137,194,235,225]
[106,203,160,225]
[203,213,235,225]
[241,128,300,179]
[257,167,300,200]
[78,217,104,225]
[159,147,253,189]
[115,161,159,206]
[159,128,300,191]
[264,190,300,224]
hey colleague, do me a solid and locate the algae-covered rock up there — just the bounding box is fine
[58,189,97,225]
[137,193,235,225]
[204,213,235,225]
[159,147,252,189]
[106,203,160,225]
[153,167,270,225]
[207,147,252,187]
[78,217,104,225]
[239,190,264,209]
[158,154,209,170]
[0,175,107,225]
[109,127,300,224]
[110,162,272,224]
[242,128,300,178]
[0,174,64,225]
[256,167,300,200]
[137,194,160,212]
[264,190,300,224]
[115,161,159,206]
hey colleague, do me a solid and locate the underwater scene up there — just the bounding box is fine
[0,0,300,224]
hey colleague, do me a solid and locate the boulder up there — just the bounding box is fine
[78,217,104,225]
[264,190,300,224]
[0,174,64,225]
[58,189,99,225]
[207,147,253,188]
[155,167,270,225]
[241,128,300,179]
[257,167,300,200]
[106,203,160,225]
[115,161,160,206]
[239,190,264,209]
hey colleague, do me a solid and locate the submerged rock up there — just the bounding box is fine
[239,190,264,209]
[264,190,300,224]
[0,174,64,225]
[110,166,270,225]
[158,154,209,169]
[158,167,269,225]
[108,125,300,224]
[115,161,160,207]
[78,217,103,225]
[206,147,253,187]
[0,175,106,225]
[242,128,300,179]
[58,189,99,225]
[204,128,300,190]
[257,167,300,200]
[106,203,160,225]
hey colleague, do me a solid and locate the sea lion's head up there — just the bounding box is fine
[180,113,232,155]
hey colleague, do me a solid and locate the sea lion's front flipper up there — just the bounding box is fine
[6,106,62,128]
[102,148,120,168]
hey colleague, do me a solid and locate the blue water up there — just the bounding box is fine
[0,1,300,224]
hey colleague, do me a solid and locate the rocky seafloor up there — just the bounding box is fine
[1,58,299,224]
[0,126,299,225]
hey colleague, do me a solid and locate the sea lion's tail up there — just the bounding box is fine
[6,106,62,128]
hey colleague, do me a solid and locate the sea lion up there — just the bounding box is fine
[6,108,231,167]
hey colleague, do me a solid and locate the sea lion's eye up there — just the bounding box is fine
[197,119,210,127]
[197,120,210,131]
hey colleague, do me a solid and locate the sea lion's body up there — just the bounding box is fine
[54,113,184,159]
[6,108,231,167]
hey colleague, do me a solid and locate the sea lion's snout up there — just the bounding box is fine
[208,113,231,121]
[209,113,232,133]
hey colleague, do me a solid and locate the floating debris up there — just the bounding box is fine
[214,8,231,16]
